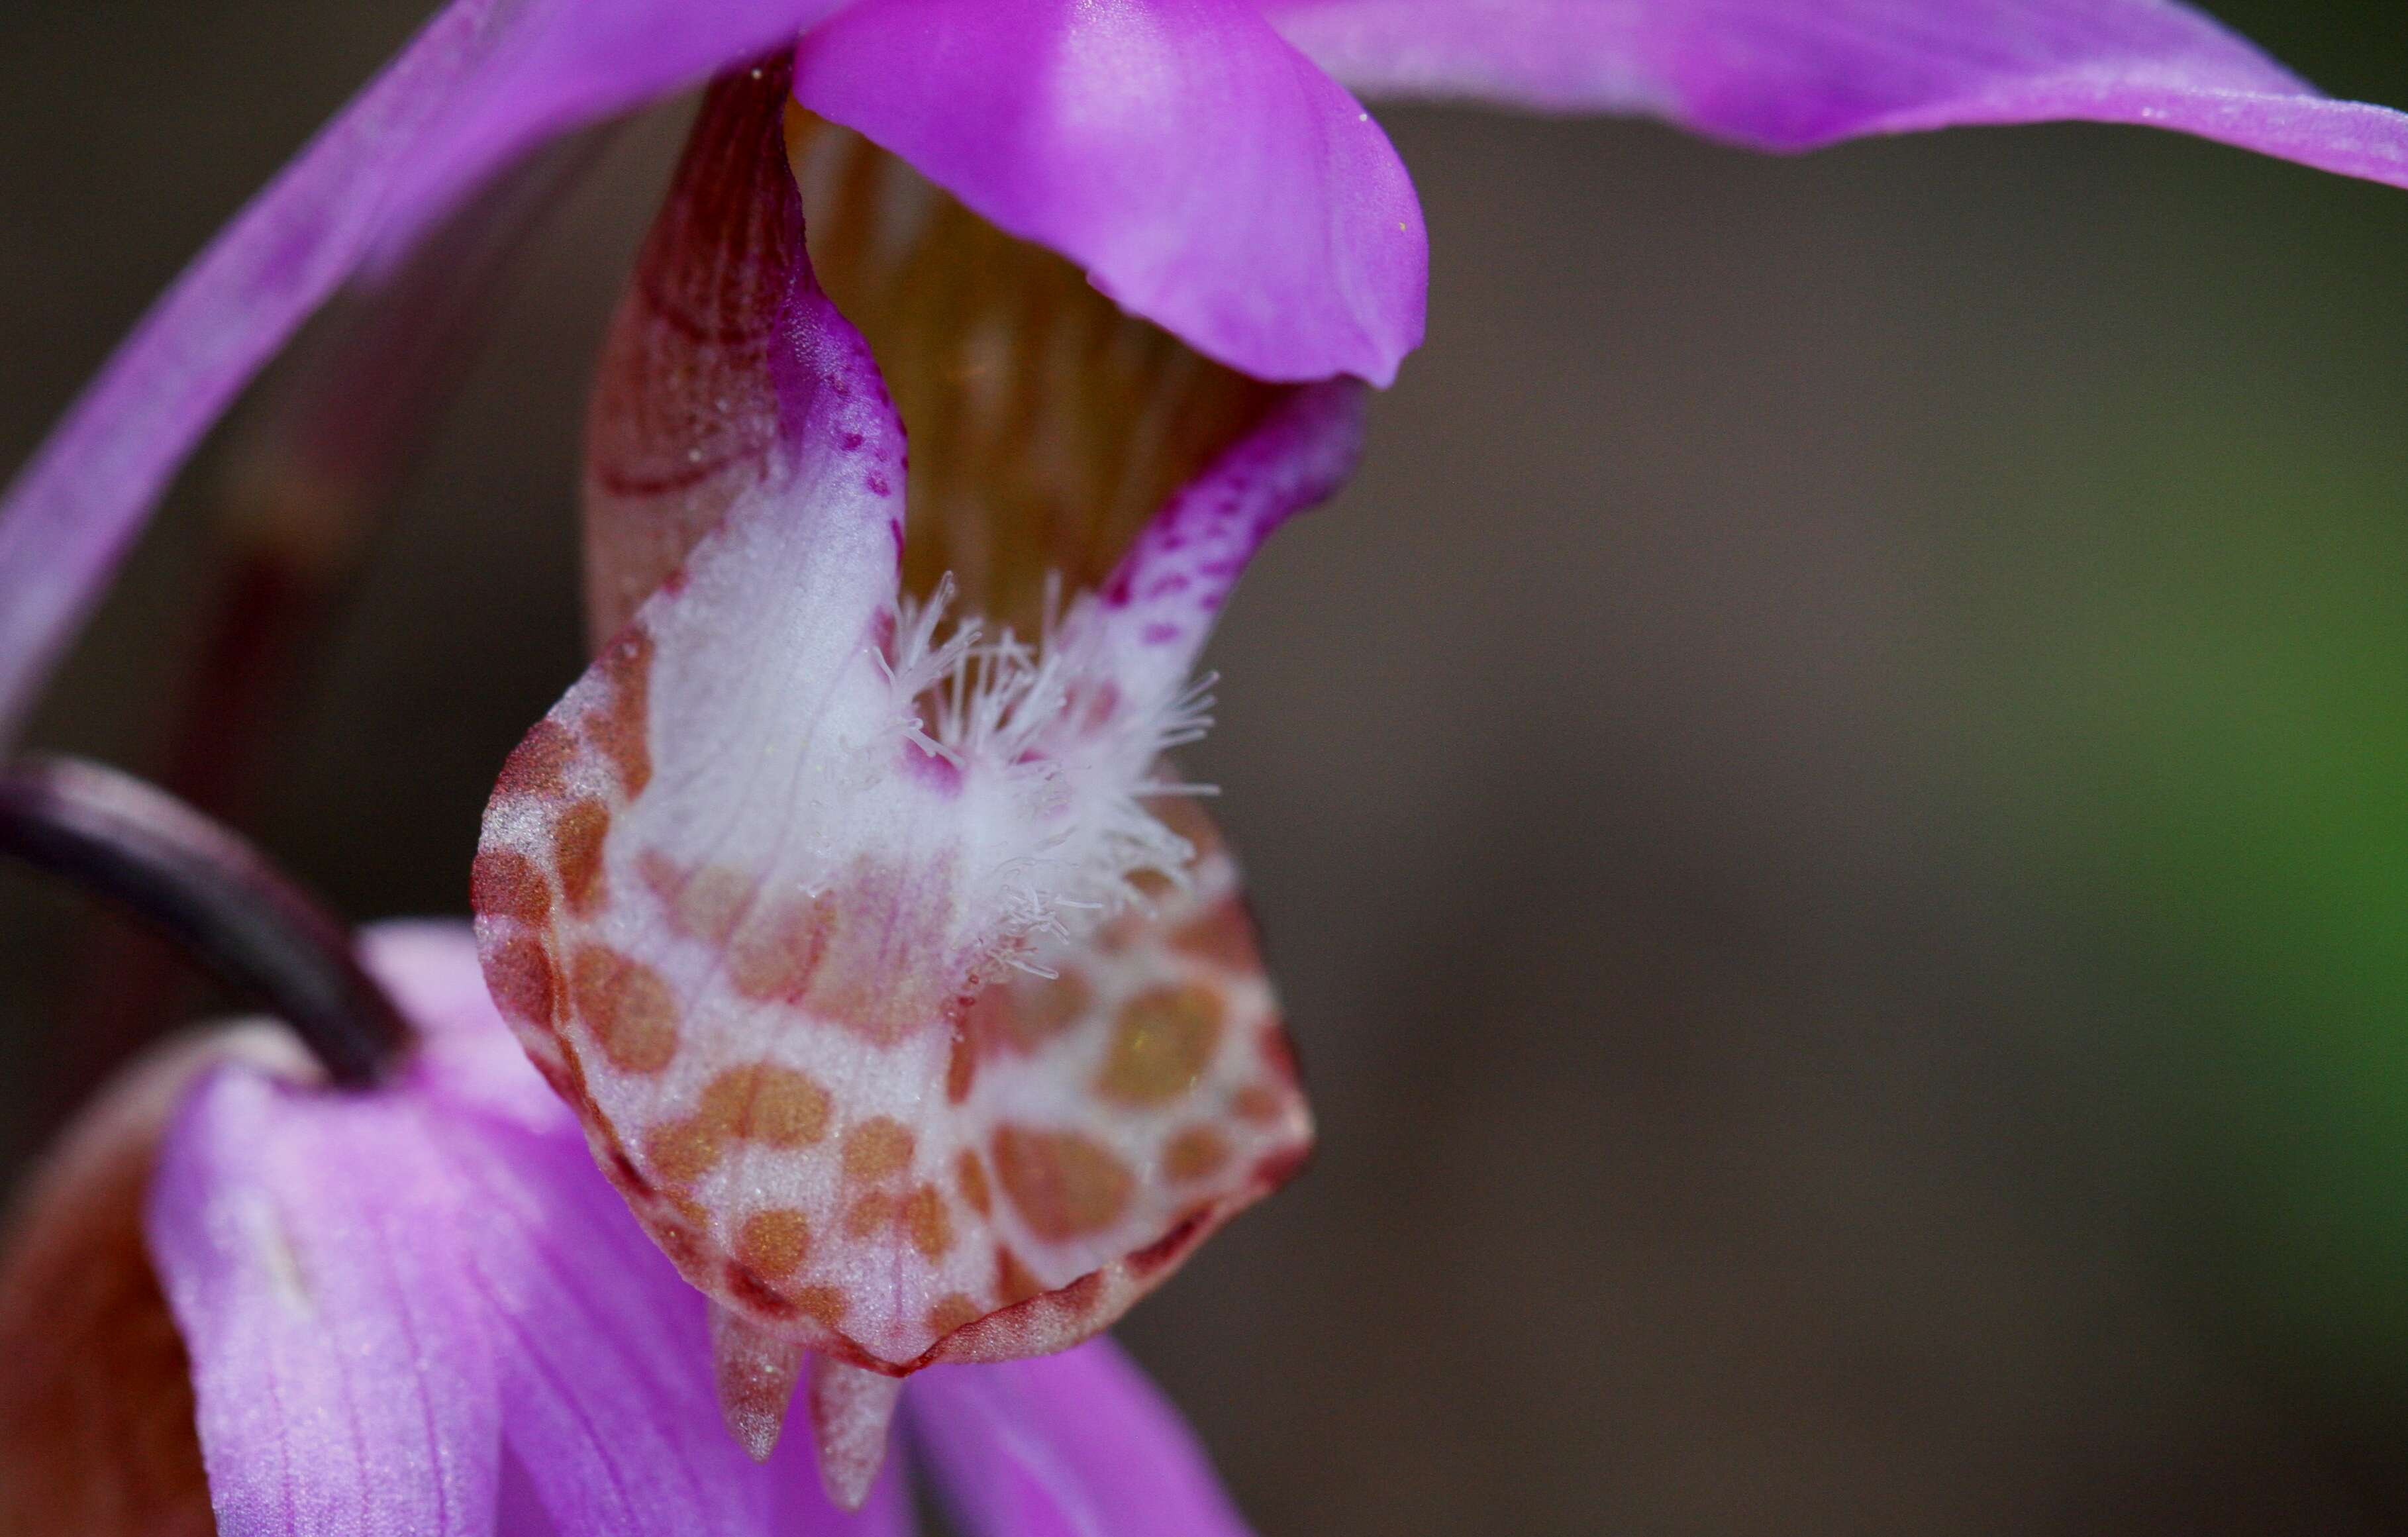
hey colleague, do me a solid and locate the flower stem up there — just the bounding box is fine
[0,756,408,1087]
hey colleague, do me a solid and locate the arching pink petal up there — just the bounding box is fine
[905,1338,1256,1537]
[1261,0,2408,189]
[0,0,850,738]
[790,0,1427,386]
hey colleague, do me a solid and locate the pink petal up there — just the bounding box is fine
[456,1110,914,1534]
[790,0,1426,385]
[0,0,848,736]
[146,1063,502,1536]
[1262,0,2408,189]
[1066,379,1366,712]
[905,1337,1256,1537]
[147,923,909,1537]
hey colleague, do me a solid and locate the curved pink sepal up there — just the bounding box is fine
[1263,0,2408,190]
[0,0,852,736]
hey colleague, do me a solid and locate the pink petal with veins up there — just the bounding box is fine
[907,1338,1258,1537]
[146,922,910,1536]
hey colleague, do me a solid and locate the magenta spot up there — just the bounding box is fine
[902,740,964,795]
[866,472,891,497]
[1144,574,1192,599]
[1102,571,1133,607]
[1141,622,1181,645]
[838,430,865,451]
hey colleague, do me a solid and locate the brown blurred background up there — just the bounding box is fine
[6,2,2408,1532]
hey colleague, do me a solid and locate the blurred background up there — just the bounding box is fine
[5,1,2408,1531]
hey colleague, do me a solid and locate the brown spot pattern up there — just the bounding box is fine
[903,1183,953,1258]
[728,893,834,1003]
[1170,896,1262,970]
[795,1286,850,1328]
[1231,1083,1285,1124]
[553,799,612,917]
[728,1266,797,1320]
[587,626,655,796]
[483,938,561,1029]
[472,849,552,926]
[736,1209,811,1279]
[641,853,753,946]
[645,1118,723,1185]
[793,862,962,1043]
[842,1117,914,1183]
[698,1064,831,1147]
[968,969,1091,1054]
[1162,1126,1230,1183]
[995,1246,1046,1307]
[991,1125,1134,1241]
[927,1293,983,1337]
[496,719,576,800]
[955,1150,991,1216]
[843,1193,894,1240]
[569,944,679,1074]
[946,1021,977,1103]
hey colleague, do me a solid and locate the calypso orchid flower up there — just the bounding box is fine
[471,58,1332,1501]
[3,0,2408,1532]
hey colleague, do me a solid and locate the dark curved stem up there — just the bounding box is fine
[0,755,409,1087]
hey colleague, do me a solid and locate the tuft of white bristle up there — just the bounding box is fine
[882,576,1209,964]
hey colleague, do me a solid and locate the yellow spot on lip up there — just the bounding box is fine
[1099,985,1225,1106]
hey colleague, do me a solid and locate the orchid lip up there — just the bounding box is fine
[0,754,408,1087]
[470,62,1344,1497]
